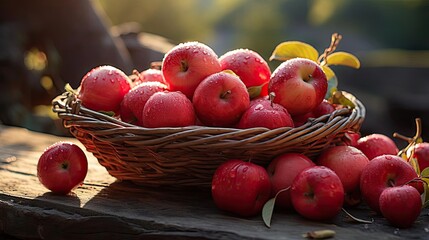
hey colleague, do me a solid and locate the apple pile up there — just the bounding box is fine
[52,33,429,229]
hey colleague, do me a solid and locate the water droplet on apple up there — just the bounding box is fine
[193,50,199,54]
[424,227,429,233]
[245,56,250,60]
[330,184,336,189]
[110,79,115,83]
[202,50,208,55]
[385,155,393,160]
[185,46,190,50]
[242,167,248,172]
[229,172,236,178]
[254,104,264,111]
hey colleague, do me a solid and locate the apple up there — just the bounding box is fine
[312,99,336,117]
[78,65,132,114]
[266,153,315,209]
[360,154,420,212]
[411,142,429,171]
[342,131,361,147]
[142,91,195,128]
[135,68,166,85]
[356,133,399,160]
[162,41,222,99]
[379,185,422,228]
[211,159,272,217]
[317,146,369,193]
[192,71,250,127]
[120,81,168,125]
[268,58,328,116]
[290,166,344,221]
[37,142,88,195]
[237,98,294,129]
[219,49,271,97]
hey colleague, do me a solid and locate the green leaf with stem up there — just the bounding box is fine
[262,187,289,228]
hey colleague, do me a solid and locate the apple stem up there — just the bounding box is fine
[220,90,232,99]
[269,92,276,108]
[394,118,423,162]
[180,60,189,72]
[318,33,342,65]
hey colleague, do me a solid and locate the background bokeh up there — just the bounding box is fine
[1,0,428,146]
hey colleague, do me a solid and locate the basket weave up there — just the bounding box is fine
[52,91,365,188]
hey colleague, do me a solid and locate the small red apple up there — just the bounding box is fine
[290,166,344,221]
[360,154,420,212]
[266,153,315,209]
[135,68,166,85]
[142,91,195,127]
[37,142,88,195]
[120,81,168,125]
[237,98,294,129]
[356,133,399,160]
[312,99,335,117]
[411,142,429,171]
[317,146,369,193]
[379,185,422,228]
[162,41,222,99]
[219,49,271,97]
[211,159,272,217]
[268,58,328,116]
[78,65,132,114]
[192,71,250,127]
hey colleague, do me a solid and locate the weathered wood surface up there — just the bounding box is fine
[0,125,428,240]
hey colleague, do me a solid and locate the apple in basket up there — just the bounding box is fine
[135,68,167,85]
[219,48,271,98]
[37,142,88,195]
[78,65,132,114]
[356,133,399,160]
[268,58,328,116]
[162,41,222,99]
[211,159,272,217]
[193,71,250,127]
[142,91,196,128]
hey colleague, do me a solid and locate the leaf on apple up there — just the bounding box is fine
[262,197,276,228]
[269,41,319,62]
[322,52,361,69]
[331,91,355,109]
[247,84,266,99]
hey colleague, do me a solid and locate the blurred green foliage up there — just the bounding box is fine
[97,0,429,63]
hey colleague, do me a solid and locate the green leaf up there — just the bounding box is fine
[409,156,421,175]
[247,83,267,99]
[421,167,429,178]
[332,91,355,108]
[270,41,319,62]
[324,52,361,69]
[325,76,338,99]
[262,197,276,228]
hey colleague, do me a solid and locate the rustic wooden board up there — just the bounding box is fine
[0,125,428,239]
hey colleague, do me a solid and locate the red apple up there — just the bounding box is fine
[312,99,335,117]
[360,154,420,212]
[211,159,272,217]
[142,91,195,128]
[192,71,250,127]
[162,41,222,99]
[237,98,294,129]
[135,68,166,85]
[120,81,168,125]
[356,133,399,160]
[219,49,271,97]
[379,185,422,228]
[268,58,328,116]
[411,142,429,171]
[317,146,369,193]
[37,142,88,195]
[342,131,361,147]
[266,153,315,209]
[292,112,315,127]
[78,65,132,114]
[290,166,344,221]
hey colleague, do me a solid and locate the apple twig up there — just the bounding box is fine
[341,208,374,224]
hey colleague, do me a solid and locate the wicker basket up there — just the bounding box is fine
[52,91,365,188]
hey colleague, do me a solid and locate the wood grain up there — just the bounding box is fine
[1,125,427,240]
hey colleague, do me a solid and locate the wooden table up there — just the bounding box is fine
[1,125,428,240]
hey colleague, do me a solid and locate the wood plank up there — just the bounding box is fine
[0,125,427,239]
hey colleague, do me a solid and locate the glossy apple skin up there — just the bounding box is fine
[268,58,327,116]
[78,65,132,114]
[379,185,422,228]
[135,68,166,85]
[37,142,88,195]
[266,153,315,209]
[120,81,168,125]
[193,71,250,127]
[162,41,222,99]
[142,91,195,127]
[356,134,399,160]
[290,166,344,221]
[219,49,271,97]
[237,99,294,129]
[360,155,420,212]
[317,146,369,193]
[211,159,272,217]
[412,142,429,171]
